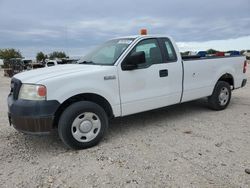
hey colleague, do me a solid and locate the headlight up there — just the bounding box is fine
[18,84,47,100]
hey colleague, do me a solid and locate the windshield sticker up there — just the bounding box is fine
[118,40,133,44]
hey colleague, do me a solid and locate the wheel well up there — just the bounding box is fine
[53,93,113,128]
[218,73,234,88]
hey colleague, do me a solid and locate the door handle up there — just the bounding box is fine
[159,69,168,77]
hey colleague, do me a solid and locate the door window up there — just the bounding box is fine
[129,39,163,68]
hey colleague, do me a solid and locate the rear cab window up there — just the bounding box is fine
[47,62,55,66]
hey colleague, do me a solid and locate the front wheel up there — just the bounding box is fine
[58,101,108,149]
[208,81,231,110]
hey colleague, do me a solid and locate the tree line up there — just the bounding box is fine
[36,51,68,62]
[0,48,68,62]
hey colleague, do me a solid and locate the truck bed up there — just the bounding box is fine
[181,55,246,103]
[182,55,243,61]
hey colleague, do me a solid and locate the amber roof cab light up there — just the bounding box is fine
[140,29,147,35]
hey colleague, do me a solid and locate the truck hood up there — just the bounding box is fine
[14,64,109,83]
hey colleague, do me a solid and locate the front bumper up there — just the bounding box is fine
[8,95,60,134]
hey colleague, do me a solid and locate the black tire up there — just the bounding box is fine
[58,101,108,149]
[208,81,231,110]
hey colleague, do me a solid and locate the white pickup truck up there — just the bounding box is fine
[8,34,248,149]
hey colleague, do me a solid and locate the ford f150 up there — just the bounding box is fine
[7,33,248,149]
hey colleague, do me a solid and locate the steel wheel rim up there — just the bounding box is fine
[71,112,101,142]
[219,87,229,106]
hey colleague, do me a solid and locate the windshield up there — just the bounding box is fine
[78,38,134,65]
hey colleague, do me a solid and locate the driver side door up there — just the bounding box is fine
[118,38,182,116]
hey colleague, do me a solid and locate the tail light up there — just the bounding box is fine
[243,60,247,73]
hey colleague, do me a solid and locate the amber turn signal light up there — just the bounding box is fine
[37,85,47,97]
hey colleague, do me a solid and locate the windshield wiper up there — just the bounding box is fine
[78,60,95,65]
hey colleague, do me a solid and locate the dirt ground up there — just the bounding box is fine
[0,70,249,188]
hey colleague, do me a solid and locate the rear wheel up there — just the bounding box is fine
[208,81,231,110]
[58,101,108,149]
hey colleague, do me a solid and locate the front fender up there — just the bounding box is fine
[40,70,121,117]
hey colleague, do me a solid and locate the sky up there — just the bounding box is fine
[0,0,250,58]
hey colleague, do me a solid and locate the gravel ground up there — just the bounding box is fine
[0,70,249,188]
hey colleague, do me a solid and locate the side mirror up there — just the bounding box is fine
[122,51,146,70]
